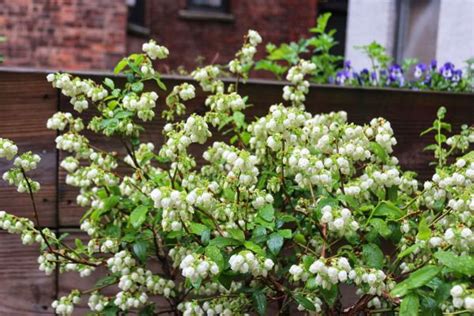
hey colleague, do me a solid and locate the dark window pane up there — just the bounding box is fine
[128,0,146,27]
[187,0,229,12]
[317,0,348,57]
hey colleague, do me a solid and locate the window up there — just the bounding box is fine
[395,0,440,64]
[127,0,149,36]
[180,0,233,22]
[187,0,229,13]
[317,0,349,57]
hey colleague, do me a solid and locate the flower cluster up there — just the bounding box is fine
[0,138,18,160]
[142,40,169,60]
[2,151,41,193]
[179,254,220,282]
[163,82,196,120]
[47,73,108,111]
[52,290,81,316]
[123,91,159,121]
[229,251,274,277]
[320,205,359,235]
[88,292,109,312]
[192,65,224,93]
[47,112,84,132]
[283,60,316,107]
[449,285,474,312]
[229,30,262,77]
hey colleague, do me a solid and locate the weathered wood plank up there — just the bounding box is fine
[0,72,57,227]
[0,232,56,315]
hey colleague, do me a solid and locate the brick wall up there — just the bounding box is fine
[0,0,317,72]
[0,0,127,70]
[128,0,318,72]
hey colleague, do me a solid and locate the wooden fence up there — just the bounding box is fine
[0,68,473,314]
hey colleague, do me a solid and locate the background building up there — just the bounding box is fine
[0,0,472,73]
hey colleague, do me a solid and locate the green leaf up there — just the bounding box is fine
[462,151,474,163]
[205,245,225,271]
[267,233,284,255]
[103,77,115,90]
[278,229,292,239]
[133,240,148,262]
[436,106,446,119]
[397,244,421,260]
[423,144,438,152]
[310,12,331,34]
[129,205,149,228]
[369,142,389,163]
[416,218,431,241]
[244,241,266,257]
[293,233,307,244]
[399,293,419,316]
[305,277,318,290]
[369,218,392,238]
[258,204,275,222]
[232,111,246,128]
[434,280,452,305]
[228,228,245,242]
[103,305,120,316]
[294,294,316,311]
[362,243,384,269]
[95,275,118,288]
[373,201,405,219]
[74,238,85,252]
[115,110,134,119]
[320,285,339,307]
[387,185,398,202]
[252,290,267,316]
[209,237,241,248]
[154,77,167,91]
[434,133,446,144]
[139,304,156,316]
[114,58,128,74]
[103,195,120,210]
[222,188,235,201]
[391,265,441,297]
[254,60,287,77]
[434,251,474,276]
[189,222,209,235]
[131,82,144,92]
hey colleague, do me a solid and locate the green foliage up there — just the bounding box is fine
[255,13,342,82]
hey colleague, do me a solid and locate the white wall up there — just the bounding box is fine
[436,0,474,67]
[345,0,398,70]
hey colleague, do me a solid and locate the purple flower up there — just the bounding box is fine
[439,62,455,79]
[452,69,462,83]
[424,74,432,86]
[343,60,352,70]
[387,64,405,85]
[430,59,437,70]
[335,70,350,85]
[360,68,369,76]
[370,71,378,83]
[414,63,427,79]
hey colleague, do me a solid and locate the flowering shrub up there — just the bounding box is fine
[256,13,474,93]
[1,30,474,316]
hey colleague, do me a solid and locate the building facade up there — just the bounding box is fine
[0,0,318,71]
[0,0,472,73]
